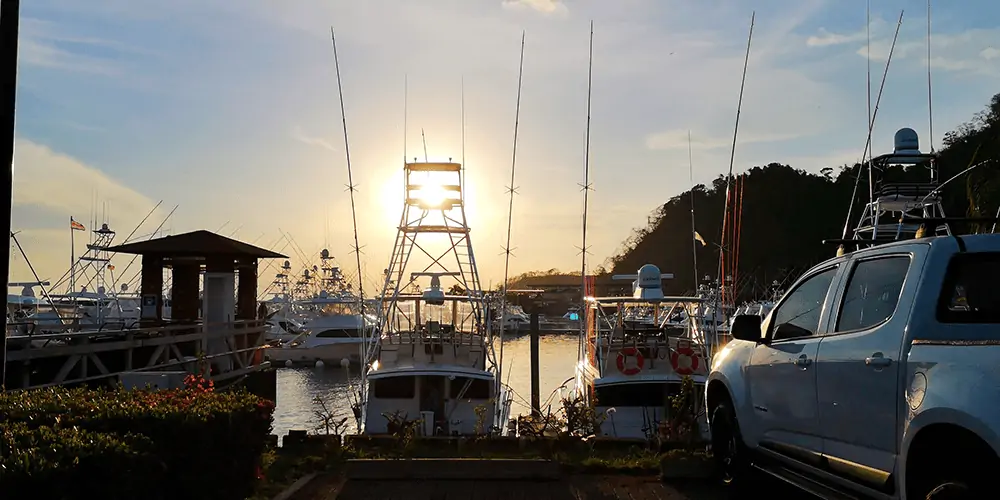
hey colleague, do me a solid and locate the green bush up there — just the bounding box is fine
[1,423,160,499]
[0,376,275,500]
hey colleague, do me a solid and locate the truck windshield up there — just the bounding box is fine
[938,252,1000,323]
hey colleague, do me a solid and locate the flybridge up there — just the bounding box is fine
[612,264,675,300]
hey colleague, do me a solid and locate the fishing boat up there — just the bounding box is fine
[576,264,710,440]
[361,160,512,436]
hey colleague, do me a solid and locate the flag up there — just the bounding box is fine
[70,219,86,231]
[694,231,706,246]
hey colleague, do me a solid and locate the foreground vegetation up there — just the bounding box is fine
[0,376,275,500]
[2,375,712,499]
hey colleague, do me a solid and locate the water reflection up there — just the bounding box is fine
[272,334,579,438]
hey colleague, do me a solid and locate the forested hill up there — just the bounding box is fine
[608,92,1000,300]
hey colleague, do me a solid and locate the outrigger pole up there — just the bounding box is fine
[578,21,595,353]
[497,30,526,400]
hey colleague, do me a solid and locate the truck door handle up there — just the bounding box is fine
[865,352,892,368]
[793,354,812,368]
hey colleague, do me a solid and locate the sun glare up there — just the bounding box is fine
[414,182,447,207]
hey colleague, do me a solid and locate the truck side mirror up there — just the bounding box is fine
[730,314,763,342]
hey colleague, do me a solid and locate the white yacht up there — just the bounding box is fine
[361,160,512,437]
[265,291,369,367]
[576,264,710,440]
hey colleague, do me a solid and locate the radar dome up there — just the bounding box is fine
[893,128,920,155]
[20,286,34,297]
[422,275,445,305]
[97,286,106,295]
[636,264,662,288]
[121,283,129,292]
[321,249,330,259]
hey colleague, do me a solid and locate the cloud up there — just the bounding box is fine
[806,18,1000,77]
[12,139,163,225]
[807,28,866,47]
[501,0,567,15]
[291,126,337,152]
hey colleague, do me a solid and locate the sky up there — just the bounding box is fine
[9,0,1000,292]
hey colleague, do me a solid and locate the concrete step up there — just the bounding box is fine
[345,458,560,481]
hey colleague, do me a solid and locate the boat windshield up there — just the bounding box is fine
[387,298,481,334]
[317,302,357,316]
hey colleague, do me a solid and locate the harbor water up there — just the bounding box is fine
[272,333,579,438]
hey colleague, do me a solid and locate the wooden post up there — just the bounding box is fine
[529,309,540,417]
[0,0,21,389]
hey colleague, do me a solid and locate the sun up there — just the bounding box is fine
[414,182,447,208]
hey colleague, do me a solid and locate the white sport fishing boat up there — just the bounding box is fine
[361,160,512,436]
[576,264,710,440]
[265,291,369,367]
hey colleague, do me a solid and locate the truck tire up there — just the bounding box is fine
[710,400,752,488]
[924,481,980,500]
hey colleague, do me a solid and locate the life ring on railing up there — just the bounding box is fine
[616,347,644,376]
[670,340,700,375]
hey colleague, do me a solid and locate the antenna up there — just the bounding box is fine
[579,20,595,310]
[926,0,934,153]
[497,29,526,404]
[460,76,466,198]
[403,75,408,163]
[421,128,429,162]
[330,27,366,307]
[866,0,873,205]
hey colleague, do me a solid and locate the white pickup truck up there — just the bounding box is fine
[707,234,999,499]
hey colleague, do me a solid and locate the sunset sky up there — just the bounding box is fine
[10,0,1000,291]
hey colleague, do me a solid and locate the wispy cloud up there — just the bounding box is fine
[12,139,162,219]
[501,0,567,15]
[807,27,867,47]
[291,126,337,152]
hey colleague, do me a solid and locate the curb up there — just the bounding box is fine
[271,472,318,500]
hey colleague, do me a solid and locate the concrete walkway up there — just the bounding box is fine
[291,459,731,500]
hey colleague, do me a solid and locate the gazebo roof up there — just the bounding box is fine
[105,230,287,259]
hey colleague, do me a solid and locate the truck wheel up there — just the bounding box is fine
[710,400,751,487]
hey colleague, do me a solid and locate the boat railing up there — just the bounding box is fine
[381,326,485,348]
[5,319,269,389]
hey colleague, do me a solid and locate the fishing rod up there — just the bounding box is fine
[497,29,526,408]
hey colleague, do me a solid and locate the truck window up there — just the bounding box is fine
[835,256,910,332]
[770,267,838,340]
[937,252,1000,324]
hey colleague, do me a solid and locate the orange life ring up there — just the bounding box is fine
[616,347,644,375]
[670,340,700,375]
[252,347,264,366]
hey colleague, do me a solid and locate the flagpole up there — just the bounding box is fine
[688,131,699,292]
[70,216,75,294]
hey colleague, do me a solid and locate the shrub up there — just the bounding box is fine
[0,376,275,500]
[1,423,160,499]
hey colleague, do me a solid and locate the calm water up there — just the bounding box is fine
[272,334,579,437]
